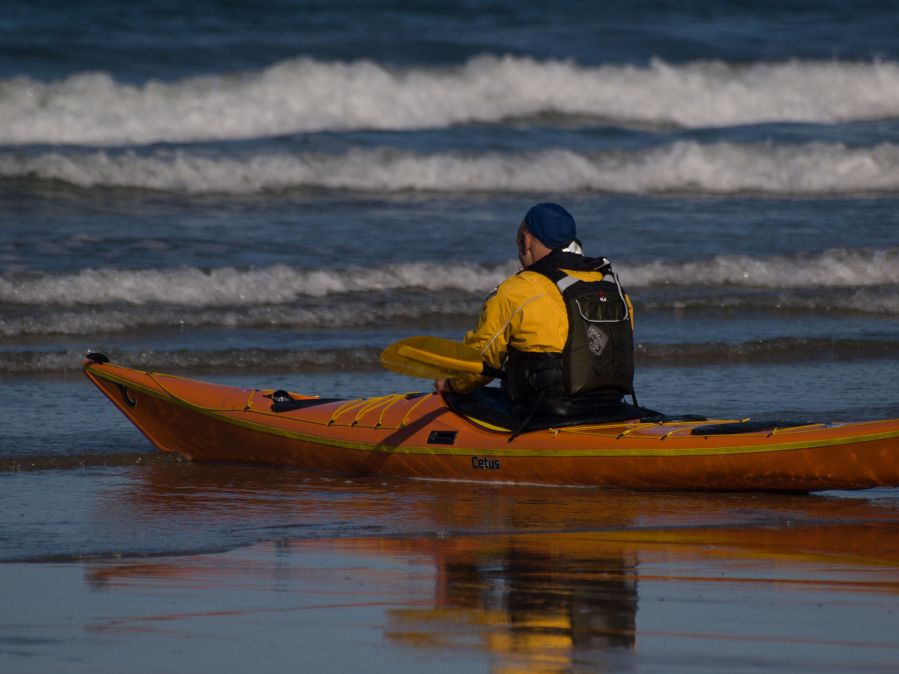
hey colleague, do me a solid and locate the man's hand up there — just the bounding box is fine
[434,379,453,393]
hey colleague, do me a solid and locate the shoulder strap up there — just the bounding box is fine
[555,275,579,293]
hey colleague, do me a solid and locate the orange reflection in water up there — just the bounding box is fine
[84,465,899,673]
[368,522,899,673]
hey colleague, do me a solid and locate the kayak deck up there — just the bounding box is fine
[84,359,899,492]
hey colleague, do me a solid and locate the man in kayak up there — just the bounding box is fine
[436,202,637,420]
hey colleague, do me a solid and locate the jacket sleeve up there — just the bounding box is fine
[447,277,542,394]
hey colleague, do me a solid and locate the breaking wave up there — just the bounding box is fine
[1,249,896,310]
[0,262,515,307]
[2,250,897,339]
[2,286,898,339]
[4,56,899,145]
[623,248,899,289]
[0,300,477,337]
[4,141,899,195]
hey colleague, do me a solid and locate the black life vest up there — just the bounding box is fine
[505,251,635,409]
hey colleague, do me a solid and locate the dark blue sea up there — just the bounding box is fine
[2,3,899,671]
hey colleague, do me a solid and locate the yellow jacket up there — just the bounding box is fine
[449,268,634,394]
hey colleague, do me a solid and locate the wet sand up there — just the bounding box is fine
[3,466,899,673]
[4,525,899,673]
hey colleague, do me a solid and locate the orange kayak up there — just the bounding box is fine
[83,357,899,492]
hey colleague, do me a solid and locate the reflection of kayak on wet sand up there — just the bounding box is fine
[83,354,899,492]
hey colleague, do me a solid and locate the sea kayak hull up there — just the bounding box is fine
[84,360,899,492]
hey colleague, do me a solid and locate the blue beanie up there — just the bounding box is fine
[523,203,577,249]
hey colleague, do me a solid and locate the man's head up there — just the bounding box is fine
[516,203,577,267]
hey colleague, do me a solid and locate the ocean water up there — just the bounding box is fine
[4,4,899,672]
[2,0,899,565]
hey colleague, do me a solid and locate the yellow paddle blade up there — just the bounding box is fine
[379,336,486,379]
[397,345,484,374]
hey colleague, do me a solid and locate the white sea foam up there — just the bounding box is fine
[4,56,899,145]
[621,248,899,289]
[4,287,897,339]
[1,250,896,313]
[0,299,476,337]
[0,262,517,307]
[4,141,899,194]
